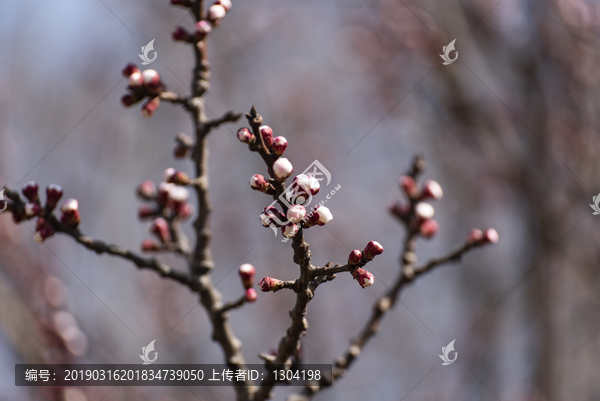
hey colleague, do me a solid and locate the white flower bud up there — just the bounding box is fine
[414,202,435,220]
[286,205,306,224]
[272,158,294,181]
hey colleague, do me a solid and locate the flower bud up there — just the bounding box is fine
[419,219,439,238]
[466,229,483,244]
[173,142,191,158]
[282,223,299,238]
[172,26,191,42]
[293,174,320,195]
[141,239,161,252]
[167,187,190,212]
[121,92,143,107]
[352,268,375,288]
[388,201,410,220]
[272,136,288,156]
[250,174,274,194]
[24,202,43,218]
[128,71,144,88]
[239,263,256,289]
[483,228,499,244]
[420,180,443,200]
[215,0,232,12]
[138,205,157,220]
[150,218,171,243]
[363,241,383,259]
[122,63,140,77]
[142,97,160,117]
[399,175,418,198]
[286,205,306,224]
[414,202,435,221]
[259,125,273,147]
[207,4,227,23]
[245,288,258,302]
[272,158,293,181]
[157,182,176,206]
[164,168,190,185]
[34,218,56,243]
[236,127,254,144]
[176,203,194,220]
[45,184,63,210]
[142,69,162,93]
[22,181,39,203]
[260,206,286,227]
[259,277,283,292]
[60,199,80,228]
[136,181,156,200]
[194,20,213,40]
[303,205,333,227]
[348,249,362,265]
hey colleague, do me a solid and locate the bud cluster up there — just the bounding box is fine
[466,228,499,246]
[238,264,258,303]
[170,0,232,43]
[121,65,165,117]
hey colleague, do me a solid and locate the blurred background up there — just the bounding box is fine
[1,0,599,400]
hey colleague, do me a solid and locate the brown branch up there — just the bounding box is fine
[216,294,247,315]
[205,110,243,129]
[159,90,188,104]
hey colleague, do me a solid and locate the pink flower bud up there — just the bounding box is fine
[272,158,293,181]
[138,205,157,220]
[363,241,383,259]
[281,223,299,238]
[22,181,39,203]
[207,4,227,23]
[348,249,362,265]
[34,218,56,243]
[303,205,333,227]
[122,63,140,77]
[239,263,256,289]
[24,202,43,218]
[142,69,162,92]
[164,168,190,185]
[194,20,213,40]
[45,184,63,210]
[167,187,190,213]
[272,136,288,156]
[59,199,80,228]
[420,180,443,200]
[172,26,191,42]
[286,205,306,224]
[136,181,156,200]
[250,174,274,194]
[142,97,160,118]
[260,206,286,227]
[259,277,283,292]
[293,174,320,195]
[215,0,232,12]
[399,175,418,198]
[259,125,273,147]
[60,198,79,213]
[121,92,143,107]
[352,268,375,288]
[236,127,254,144]
[141,239,161,252]
[128,71,144,88]
[157,182,176,206]
[245,288,258,302]
[414,202,435,221]
[419,219,439,238]
[483,228,499,244]
[173,142,191,158]
[466,229,483,244]
[176,203,194,220]
[388,201,410,220]
[150,218,171,243]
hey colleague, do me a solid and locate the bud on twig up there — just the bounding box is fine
[237,127,255,144]
[420,180,443,200]
[303,205,333,227]
[150,218,171,243]
[194,20,213,40]
[136,181,157,200]
[281,223,299,238]
[34,218,56,243]
[419,219,439,238]
[60,199,80,228]
[363,241,383,260]
[245,288,258,302]
[167,187,190,214]
[250,175,274,194]
[215,0,232,12]
[138,205,157,220]
[483,228,499,244]
[121,92,144,107]
[24,203,43,218]
[122,63,140,77]
[272,136,288,156]
[45,184,63,211]
[172,26,192,42]
[164,168,191,185]
[259,125,274,148]
[388,201,410,220]
[128,71,144,88]
[142,69,163,93]
[142,97,160,118]
[272,158,293,181]
[207,4,227,24]
[260,206,286,228]
[294,174,320,196]
[238,263,256,289]
[348,249,362,265]
[141,239,161,252]
[352,268,375,288]
[158,182,176,206]
[259,277,283,292]
[22,181,39,203]
[286,205,306,224]
[466,229,483,244]
[176,203,194,220]
[399,175,418,199]
[414,202,435,221]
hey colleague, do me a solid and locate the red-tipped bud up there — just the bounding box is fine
[164,168,190,185]
[388,201,410,220]
[245,288,257,302]
[22,181,39,203]
[272,136,288,156]
[420,180,443,200]
[260,206,286,228]
[259,125,273,147]
[348,249,362,265]
[286,205,306,224]
[122,63,140,77]
[172,26,191,42]
[272,158,293,181]
[121,92,143,107]
[136,181,156,200]
[363,241,383,259]
[157,182,176,206]
[173,143,191,158]
[414,202,435,221]
[250,174,274,194]
[166,187,190,213]
[45,184,63,210]
[215,0,232,12]
[128,71,144,88]
[352,268,375,288]
[259,277,283,292]
[141,239,161,252]
[142,97,160,118]
[194,20,213,40]
[466,229,483,244]
[60,199,80,228]
[236,127,254,144]
[24,202,43,218]
[176,203,194,220]
[303,205,333,228]
[34,218,56,243]
[142,69,163,93]
[483,228,499,244]
[419,219,439,238]
[399,175,418,198]
[138,205,157,220]
[239,263,256,289]
[207,4,227,23]
[293,174,320,196]
[150,218,171,243]
[281,223,299,238]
